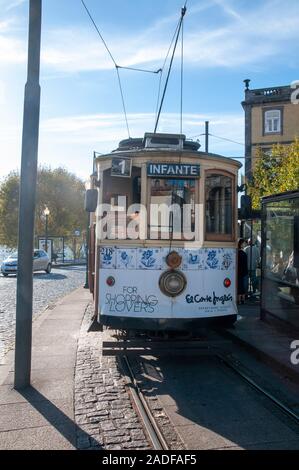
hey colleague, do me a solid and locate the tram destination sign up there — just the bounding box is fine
[111,157,132,177]
[147,163,200,178]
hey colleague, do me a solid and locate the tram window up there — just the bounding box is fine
[150,178,195,240]
[205,173,234,240]
[101,167,141,239]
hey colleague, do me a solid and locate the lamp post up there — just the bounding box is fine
[84,180,90,289]
[43,206,50,254]
[14,0,42,390]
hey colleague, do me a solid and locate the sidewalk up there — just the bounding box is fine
[0,287,91,450]
[223,300,299,384]
[0,289,298,450]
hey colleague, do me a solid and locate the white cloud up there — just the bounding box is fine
[3,0,26,12]
[37,0,299,73]
[1,0,299,72]
[0,81,5,104]
[0,110,245,180]
[0,34,26,64]
[40,111,244,150]
[0,16,26,66]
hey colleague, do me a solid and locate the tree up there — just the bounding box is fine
[0,167,86,249]
[0,171,19,248]
[248,140,299,209]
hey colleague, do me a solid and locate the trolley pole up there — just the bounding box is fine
[14,0,42,390]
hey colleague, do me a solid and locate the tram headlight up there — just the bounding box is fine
[159,270,187,297]
[223,278,231,288]
[166,250,182,269]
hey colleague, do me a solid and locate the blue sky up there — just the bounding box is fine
[1,0,299,180]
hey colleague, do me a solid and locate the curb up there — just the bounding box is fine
[221,327,299,385]
[52,262,86,268]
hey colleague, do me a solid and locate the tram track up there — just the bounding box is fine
[121,355,169,450]
[105,334,299,449]
[216,353,299,426]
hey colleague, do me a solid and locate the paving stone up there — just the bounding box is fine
[104,434,131,445]
[130,429,146,441]
[0,267,85,362]
[74,305,151,450]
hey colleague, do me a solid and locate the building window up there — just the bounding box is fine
[264,109,281,134]
[205,172,234,241]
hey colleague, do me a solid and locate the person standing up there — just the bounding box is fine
[244,238,260,294]
[237,238,248,304]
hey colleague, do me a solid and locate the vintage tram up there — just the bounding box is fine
[87,132,241,331]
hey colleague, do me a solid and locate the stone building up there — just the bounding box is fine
[242,80,299,178]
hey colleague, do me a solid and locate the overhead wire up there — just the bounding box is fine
[81,0,160,138]
[154,19,181,124]
[81,0,190,138]
[80,0,117,66]
[188,132,245,147]
[116,66,131,138]
[187,132,290,161]
[180,11,184,135]
[117,65,161,74]
[154,4,187,133]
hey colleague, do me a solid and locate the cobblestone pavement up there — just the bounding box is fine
[0,266,85,362]
[74,305,152,450]
[131,359,185,450]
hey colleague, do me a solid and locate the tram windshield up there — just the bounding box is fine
[150,178,195,240]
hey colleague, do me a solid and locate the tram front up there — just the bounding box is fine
[91,132,241,331]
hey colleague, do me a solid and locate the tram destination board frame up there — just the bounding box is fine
[111,157,132,177]
[147,162,200,178]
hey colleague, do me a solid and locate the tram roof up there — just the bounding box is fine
[96,132,242,168]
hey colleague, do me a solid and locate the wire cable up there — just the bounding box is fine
[117,65,161,74]
[80,0,117,66]
[116,66,130,138]
[154,5,187,133]
[209,133,245,146]
[155,20,181,124]
[180,13,184,135]
[188,132,245,147]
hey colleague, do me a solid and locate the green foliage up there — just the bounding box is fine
[248,140,299,209]
[0,171,20,248]
[0,167,86,248]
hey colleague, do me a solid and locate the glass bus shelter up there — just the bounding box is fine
[261,190,299,328]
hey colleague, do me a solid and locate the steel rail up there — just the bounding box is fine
[121,355,169,450]
[218,354,299,425]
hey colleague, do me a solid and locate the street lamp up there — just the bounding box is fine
[84,180,91,289]
[43,206,50,254]
[14,0,42,390]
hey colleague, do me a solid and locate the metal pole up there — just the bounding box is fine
[205,121,209,153]
[14,0,42,390]
[45,214,48,253]
[84,213,89,289]
[249,219,253,296]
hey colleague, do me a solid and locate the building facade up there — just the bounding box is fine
[242,80,299,178]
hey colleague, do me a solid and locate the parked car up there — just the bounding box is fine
[1,250,52,277]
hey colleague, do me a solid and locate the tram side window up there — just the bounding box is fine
[101,167,141,239]
[205,173,234,240]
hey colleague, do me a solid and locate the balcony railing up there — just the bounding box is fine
[245,85,291,102]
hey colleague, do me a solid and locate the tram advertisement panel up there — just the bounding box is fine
[99,247,237,318]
